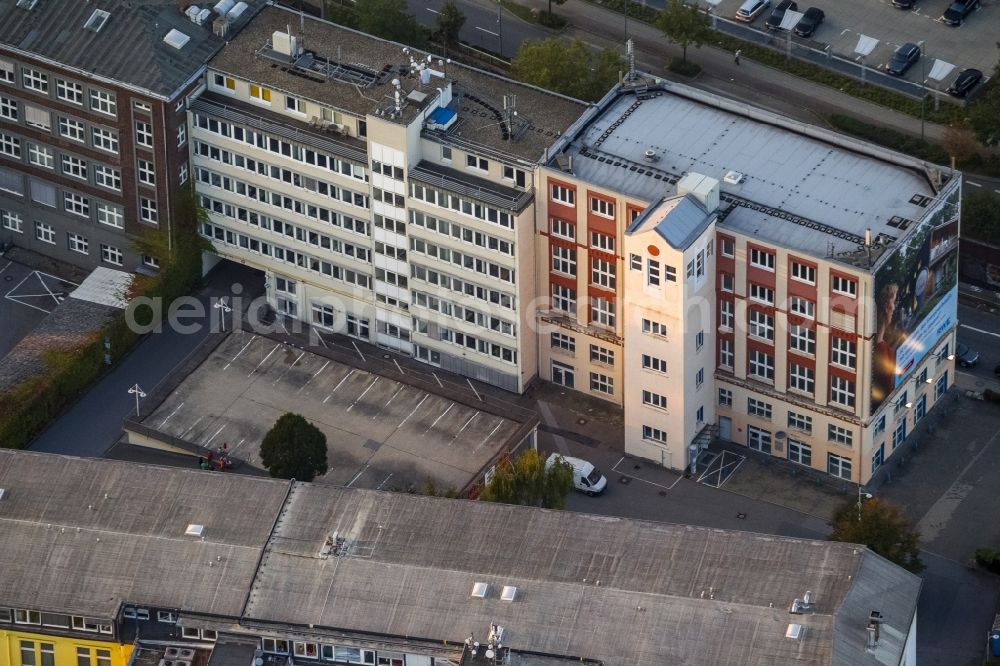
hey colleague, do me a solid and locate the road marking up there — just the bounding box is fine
[966,181,982,187]
[297,360,330,393]
[476,420,505,451]
[248,343,280,377]
[960,323,1000,339]
[159,401,185,428]
[611,458,685,491]
[4,294,50,313]
[272,351,305,384]
[224,337,256,369]
[398,394,428,429]
[347,378,378,411]
[323,369,355,403]
[476,26,499,36]
[376,473,394,490]
[451,412,479,444]
[995,189,1000,196]
[347,465,368,488]
[426,7,439,13]
[427,404,453,432]
[373,386,404,420]
[180,415,204,438]
[0,261,11,277]
[205,424,226,445]
[315,330,328,348]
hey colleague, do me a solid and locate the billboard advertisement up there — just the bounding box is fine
[871,193,959,414]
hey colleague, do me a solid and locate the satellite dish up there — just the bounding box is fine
[485,650,495,659]
[254,659,263,666]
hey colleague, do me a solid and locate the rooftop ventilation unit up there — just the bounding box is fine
[85,9,111,32]
[723,170,746,185]
[214,0,235,15]
[471,582,489,598]
[272,30,301,58]
[178,650,195,660]
[228,1,249,20]
[163,29,191,50]
[185,524,205,537]
[785,624,803,640]
[185,5,202,21]
[196,8,212,24]
[500,586,517,602]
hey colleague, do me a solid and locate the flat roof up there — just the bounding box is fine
[0,0,264,97]
[556,82,939,265]
[209,4,587,162]
[142,332,526,492]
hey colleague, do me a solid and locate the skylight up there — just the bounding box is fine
[163,29,191,50]
[85,9,111,32]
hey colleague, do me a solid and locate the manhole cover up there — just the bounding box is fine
[619,475,631,485]
[576,418,588,425]
[633,464,641,470]
[658,490,667,497]
[736,512,747,520]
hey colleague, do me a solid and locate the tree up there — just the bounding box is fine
[479,449,574,509]
[968,43,1000,146]
[435,0,465,55]
[546,0,567,19]
[656,0,712,63]
[260,412,328,481]
[940,125,978,171]
[511,38,625,102]
[960,189,1000,244]
[829,497,925,573]
[356,0,427,48]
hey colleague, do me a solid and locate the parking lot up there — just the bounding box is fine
[715,0,993,95]
[0,257,79,360]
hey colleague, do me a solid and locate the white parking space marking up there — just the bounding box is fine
[159,401,185,429]
[611,458,685,490]
[297,360,330,393]
[397,394,428,428]
[476,421,504,451]
[960,323,1000,339]
[372,386,404,420]
[450,412,479,444]
[272,351,305,384]
[224,337,256,369]
[347,378,378,411]
[347,465,368,488]
[323,369,355,403]
[248,344,280,377]
[427,404,453,432]
[0,261,11,277]
[180,415,204,438]
[966,181,982,187]
[206,424,226,445]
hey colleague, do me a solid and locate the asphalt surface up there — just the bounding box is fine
[409,0,538,58]
[0,259,51,361]
[28,261,265,457]
[956,301,1000,389]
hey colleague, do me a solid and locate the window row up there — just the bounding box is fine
[434,324,518,365]
[410,262,515,311]
[409,182,514,230]
[409,210,513,256]
[411,289,516,337]
[410,237,515,284]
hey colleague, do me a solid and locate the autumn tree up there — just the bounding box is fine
[260,412,329,482]
[829,497,925,573]
[479,449,574,509]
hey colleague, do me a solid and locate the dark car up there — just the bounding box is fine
[793,7,824,36]
[887,42,921,76]
[765,0,798,28]
[892,0,916,8]
[955,343,980,367]
[943,0,979,24]
[947,68,983,97]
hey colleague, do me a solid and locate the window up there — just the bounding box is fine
[551,360,574,388]
[24,103,50,129]
[140,197,158,224]
[275,276,296,294]
[872,443,885,473]
[0,59,13,84]
[830,337,856,369]
[873,414,886,436]
[137,159,155,185]
[249,84,272,103]
[67,232,88,255]
[502,165,526,187]
[214,74,236,91]
[642,318,667,337]
[590,233,615,254]
[35,222,55,244]
[664,265,677,282]
[550,332,575,353]
[748,309,774,341]
[828,424,853,447]
[789,296,814,319]
[441,146,452,161]
[591,257,615,289]
[95,651,109,666]
[94,165,120,191]
[89,90,116,116]
[2,210,22,233]
[695,367,704,387]
[748,398,772,419]
[0,133,20,158]
[642,425,668,444]
[642,354,667,374]
[590,296,615,328]
[182,627,200,640]
[30,179,54,206]
[718,388,732,407]
[40,645,54,666]
[788,440,812,467]
[892,418,906,449]
[642,390,667,410]
[135,121,153,147]
[551,184,574,206]
[720,273,734,292]
[789,325,816,355]
[831,274,857,297]
[61,155,88,180]
[828,453,852,480]
[750,247,775,270]
[590,197,614,218]
[177,123,187,148]
[179,163,188,185]
[142,255,160,269]
[791,261,816,284]
[285,95,306,114]
[59,117,86,142]
[747,425,772,453]
[293,643,318,659]
[21,641,37,666]
[15,610,41,625]
[686,259,695,279]
[333,647,374,664]
[262,639,289,654]
[64,193,89,218]
[28,144,53,169]
[551,244,576,275]
[721,237,734,257]
[100,244,122,266]
[22,68,48,93]
[157,611,176,623]
[788,363,814,394]
[829,376,856,408]
[91,127,118,154]
[76,648,90,666]
[894,390,908,416]
[935,371,948,400]
[590,372,613,395]
[629,253,642,271]
[749,283,774,304]
[590,344,614,365]
[695,330,704,350]
[550,218,574,241]
[311,303,336,329]
[749,350,774,381]
[0,96,16,120]
[695,250,705,277]
[133,100,151,112]
[646,258,660,286]
[551,284,576,314]
[97,203,123,228]
[787,411,812,433]
[719,338,733,368]
[719,299,734,329]
[466,154,488,171]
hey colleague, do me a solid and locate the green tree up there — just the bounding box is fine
[829,497,925,573]
[511,38,624,102]
[960,189,1000,244]
[969,43,1000,146]
[260,412,329,481]
[655,0,712,63]
[357,0,427,47]
[435,0,465,54]
[545,0,567,19]
[479,449,574,509]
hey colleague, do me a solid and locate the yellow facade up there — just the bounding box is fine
[0,629,131,666]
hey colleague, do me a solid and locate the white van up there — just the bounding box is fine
[546,453,607,496]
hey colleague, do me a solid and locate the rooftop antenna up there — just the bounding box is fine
[503,94,517,137]
[626,39,636,81]
[392,78,402,115]
[864,227,873,266]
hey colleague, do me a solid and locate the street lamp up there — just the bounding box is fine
[857,488,873,521]
[128,384,146,418]
[214,296,233,332]
[918,40,927,141]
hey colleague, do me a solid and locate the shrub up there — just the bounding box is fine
[668,58,701,77]
[538,10,568,28]
[827,114,950,163]
[975,548,1000,574]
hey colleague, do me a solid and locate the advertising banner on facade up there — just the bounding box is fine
[871,194,959,414]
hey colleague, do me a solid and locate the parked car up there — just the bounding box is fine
[765,0,797,29]
[892,0,916,8]
[545,453,607,496]
[947,68,983,97]
[736,0,771,22]
[955,342,980,367]
[887,42,921,76]
[793,7,825,36]
[942,0,979,25]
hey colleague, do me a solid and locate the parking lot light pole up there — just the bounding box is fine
[128,384,146,418]
[919,40,927,141]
